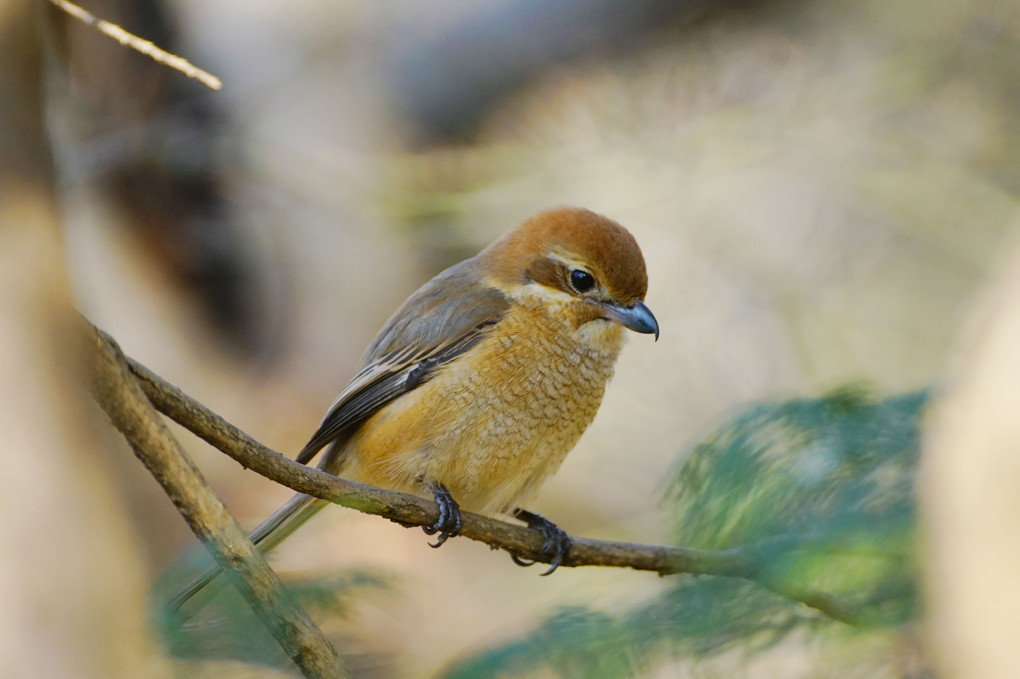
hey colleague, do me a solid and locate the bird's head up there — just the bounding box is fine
[482,207,659,340]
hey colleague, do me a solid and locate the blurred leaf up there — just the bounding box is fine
[441,389,928,678]
[155,567,392,673]
[671,387,927,626]
[443,581,818,679]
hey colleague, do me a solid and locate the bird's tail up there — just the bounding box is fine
[164,492,329,617]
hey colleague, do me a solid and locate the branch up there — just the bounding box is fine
[86,323,347,679]
[47,0,222,90]
[92,322,864,625]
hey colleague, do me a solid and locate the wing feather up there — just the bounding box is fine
[295,258,509,465]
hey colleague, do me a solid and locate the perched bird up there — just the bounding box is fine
[168,207,657,612]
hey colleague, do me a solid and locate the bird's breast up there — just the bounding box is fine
[341,302,625,515]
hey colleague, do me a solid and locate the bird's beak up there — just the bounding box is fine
[601,300,659,340]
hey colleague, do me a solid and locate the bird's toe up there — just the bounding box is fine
[511,509,571,575]
[424,483,462,548]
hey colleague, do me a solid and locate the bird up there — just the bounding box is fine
[167,206,657,614]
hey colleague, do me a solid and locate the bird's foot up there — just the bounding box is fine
[510,509,570,575]
[422,483,462,548]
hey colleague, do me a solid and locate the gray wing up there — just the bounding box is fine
[295,258,509,465]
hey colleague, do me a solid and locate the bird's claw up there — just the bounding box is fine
[511,509,570,575]
[423,483,462,548]
[509,552,536,567]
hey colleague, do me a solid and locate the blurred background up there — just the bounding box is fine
[8,0,1019,675]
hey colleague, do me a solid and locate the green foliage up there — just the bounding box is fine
[441,388,929,678]
[672,387,926,625]
[155,566,391,672]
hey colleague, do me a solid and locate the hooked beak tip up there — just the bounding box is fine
[602,300,659,339]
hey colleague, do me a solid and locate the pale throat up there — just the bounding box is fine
[513,281,627,357]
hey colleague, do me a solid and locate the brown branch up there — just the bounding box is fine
[86,323,347,678]
[90,321,863,625]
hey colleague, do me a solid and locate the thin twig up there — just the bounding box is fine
[48,0,222,91]
[96,324,866,625]
[86,323,346,678]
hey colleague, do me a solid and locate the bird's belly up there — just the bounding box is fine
[341,319,623,516]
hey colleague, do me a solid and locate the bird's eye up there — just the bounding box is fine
[569,269,596,293]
